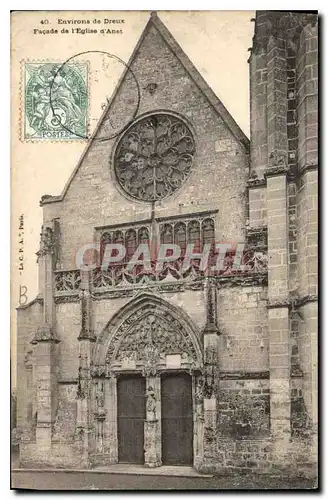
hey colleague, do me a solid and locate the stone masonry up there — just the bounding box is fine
[16,11,318,478]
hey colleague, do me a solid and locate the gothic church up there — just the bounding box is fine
[17,11,318,476]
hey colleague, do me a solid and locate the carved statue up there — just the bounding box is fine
[268,151,287,169]
[108,311,197,367]
[38,226,55,256]
[146,386,156,417]
[195,378,204,405]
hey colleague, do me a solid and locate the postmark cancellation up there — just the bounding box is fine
[22,61,89,141]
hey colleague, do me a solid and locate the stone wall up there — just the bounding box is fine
[16,300,42,433]
[16,12,318,477]
[217,286,268,372]
[217,379,270,440]
[42,21,249,271]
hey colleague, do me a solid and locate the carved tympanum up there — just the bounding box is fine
[114,114,195,201]
[105,310,197,367]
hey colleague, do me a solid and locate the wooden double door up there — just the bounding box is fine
[117,373,193,466]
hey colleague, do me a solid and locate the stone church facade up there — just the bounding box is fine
[16,11,318,476]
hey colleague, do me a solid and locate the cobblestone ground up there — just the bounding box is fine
[11,471,317,491]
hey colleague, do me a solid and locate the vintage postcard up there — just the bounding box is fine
[11,10,318,490]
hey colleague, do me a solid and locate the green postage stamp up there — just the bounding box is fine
[23,62,88,140]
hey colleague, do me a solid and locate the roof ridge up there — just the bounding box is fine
[42,12,249,206]
[151,13,249,148]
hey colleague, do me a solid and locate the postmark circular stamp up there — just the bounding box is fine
[49,51,140,141]
[22,51,140,142]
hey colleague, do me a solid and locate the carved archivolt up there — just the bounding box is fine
[106,309,197,366]
[93,293,203,372]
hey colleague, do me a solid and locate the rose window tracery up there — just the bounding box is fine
[114,113,196,201]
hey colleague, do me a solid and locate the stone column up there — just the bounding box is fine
[76,269,96,465]
[193,373,204,469]
[266,169,291,458]
[31,222,60,451]
[144,375,161,467]
[264,27,291,459]
[104,374,118,464]
[248,12,269,179]
[296,18,318,463]
[93,379,106,455]
[202,277,220,459]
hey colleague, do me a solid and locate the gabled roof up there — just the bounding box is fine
[42,11,250,206]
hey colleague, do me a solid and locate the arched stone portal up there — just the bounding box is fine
[91,293,205,468]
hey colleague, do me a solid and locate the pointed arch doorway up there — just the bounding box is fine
[92,293,204,468]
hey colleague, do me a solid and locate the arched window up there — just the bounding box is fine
[160,224,173,245]
[125,229,137,263]
[174,222,187,257]
[202,219,215,246]
[138,227,150,246]
[100,232,111,268]
[112,231,124,267]
[188,220,201,253]
[202,218,215,268]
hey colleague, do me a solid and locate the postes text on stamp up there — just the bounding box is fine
[23,62,88,140]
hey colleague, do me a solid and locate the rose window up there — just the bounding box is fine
[114,114,196,201]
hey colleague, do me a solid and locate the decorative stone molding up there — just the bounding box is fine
[219,371,270,380]
[95,380,105,409]
[54,270,81,292]
[247,177,266,188]
[216,273,268,288]
[78,289,96,341]
[76,354,89,400]
[264,164,290,178]
[299,163,318,177]
[54,272,268,302]
[31,323,59,344]
[292,295,318,308]
[264,152,289,179]
[291,365,304,378]
[37,225,55,257]
[93,293,203,373]
[246,227,268,250]
[268,295,318,311]
[106,310,198,370]
[267,299,292,309]
[203,278,220,336]
[54,294,80,304]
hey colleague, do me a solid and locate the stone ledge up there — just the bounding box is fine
[299,163,318,176]
[264,165,289,179]
[247,177,266,188]
[267,299,292,309]
[13,465,214,478]
[219,371,270,380]
[293,294,318,308]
